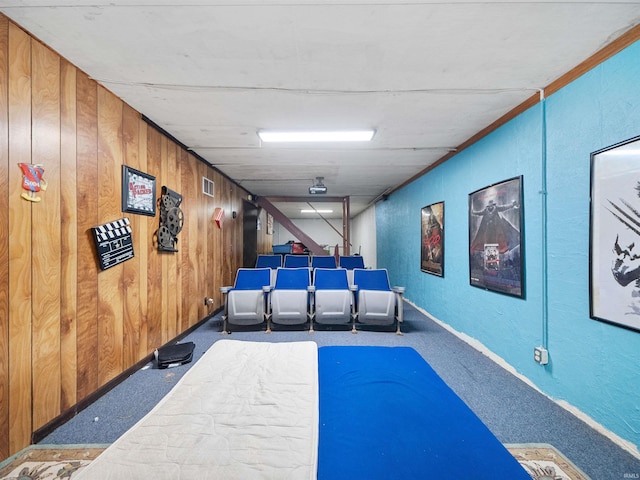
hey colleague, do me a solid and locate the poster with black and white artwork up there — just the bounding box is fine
[590,135,640,332]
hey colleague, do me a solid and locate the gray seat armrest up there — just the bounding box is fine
[392,287,405,325]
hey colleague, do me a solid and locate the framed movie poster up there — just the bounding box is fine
[468,176,524,298]
[122,165,156,216]
[590,135,640,332]
[421,202,444,276]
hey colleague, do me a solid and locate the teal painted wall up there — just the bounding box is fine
[377,40,640,450]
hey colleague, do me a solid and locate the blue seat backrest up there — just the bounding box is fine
[314,268,349,290]
[353,269,391,291]
[256,255,282,269]
[234,268,271,290]
[339,256,365,270]
[275,268,310,290]
[284,255,310,268]
[311,256,337,269]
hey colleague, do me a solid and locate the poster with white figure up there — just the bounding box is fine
[590,135,640,332]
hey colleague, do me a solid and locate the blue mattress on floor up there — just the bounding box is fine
[318,346,530,480]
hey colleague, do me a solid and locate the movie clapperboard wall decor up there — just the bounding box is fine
[91,217,135,270]
[158,186,184,252]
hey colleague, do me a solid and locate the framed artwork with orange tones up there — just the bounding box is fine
[421,202,444,277]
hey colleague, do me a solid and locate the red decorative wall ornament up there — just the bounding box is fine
[18,163,48,202]
[214,207,224,229]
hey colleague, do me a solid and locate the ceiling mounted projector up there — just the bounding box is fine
[309,177,327,194]
[309,185,327,194]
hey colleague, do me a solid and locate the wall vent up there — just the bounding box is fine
[202,177,214,197]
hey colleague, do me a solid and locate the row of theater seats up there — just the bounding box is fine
[257,254,365,288]
[257,253,365,270]
[219,264,405,335]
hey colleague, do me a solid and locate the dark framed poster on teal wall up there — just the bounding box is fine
[421,201,444,277]
[468,176,524,298]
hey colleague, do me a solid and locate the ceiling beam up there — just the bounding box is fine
[265,196,345,203]
[256,196,326,256]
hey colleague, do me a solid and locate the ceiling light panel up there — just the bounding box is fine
[258,130,375,143]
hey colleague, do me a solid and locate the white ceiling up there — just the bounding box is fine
[2,1,640,218]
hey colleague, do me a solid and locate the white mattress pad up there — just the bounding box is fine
[75,339,319,480]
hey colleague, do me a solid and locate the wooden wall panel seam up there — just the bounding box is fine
[0,14,11,460]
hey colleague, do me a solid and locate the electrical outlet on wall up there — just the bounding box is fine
[534,346,549,365]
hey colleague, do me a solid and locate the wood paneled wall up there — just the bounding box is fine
[0,15,272,459]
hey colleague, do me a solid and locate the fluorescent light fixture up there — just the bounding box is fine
[301,209,333,213]
[258,130,375,143]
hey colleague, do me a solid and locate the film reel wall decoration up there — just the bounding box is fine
[157,186,184,252]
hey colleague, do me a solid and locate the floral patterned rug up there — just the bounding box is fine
[0,442,589,479]
[506,443,592,480]
[0,444,107,480]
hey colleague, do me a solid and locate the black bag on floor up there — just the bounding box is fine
[155,342,195,369]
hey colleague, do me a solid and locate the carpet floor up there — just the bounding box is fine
[34,302,640,479]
